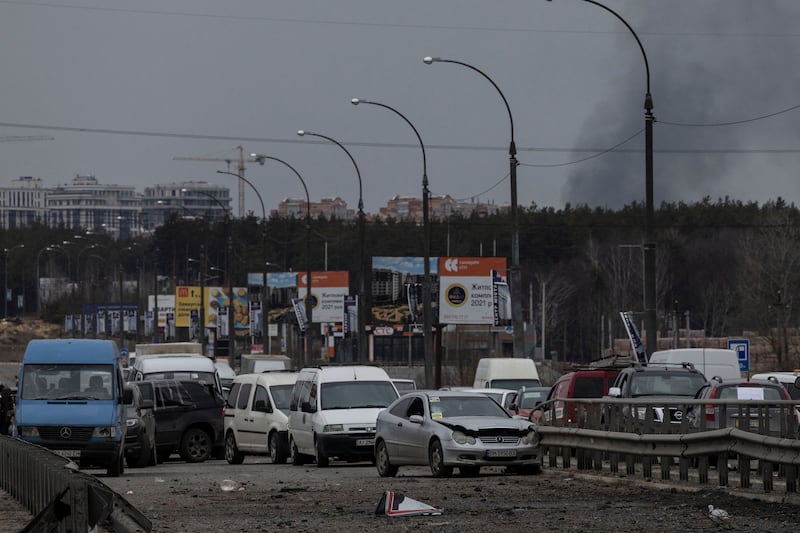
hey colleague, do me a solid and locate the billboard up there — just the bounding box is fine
[438,257,509,325]
[297,271,349,324]
[371,256,439,325]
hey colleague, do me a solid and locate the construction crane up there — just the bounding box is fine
[0,135,55,142]
[173,145,261,218]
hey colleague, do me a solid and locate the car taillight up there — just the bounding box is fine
[705,387,717,422]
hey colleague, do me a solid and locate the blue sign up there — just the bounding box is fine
[727,339,750,372]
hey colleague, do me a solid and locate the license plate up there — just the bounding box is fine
[356,438,374,447]
[53,449,81,458]
[486,449,516,458]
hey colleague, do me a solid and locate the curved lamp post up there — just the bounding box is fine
[217,169,270,352]
[351,98,434,389]
[297,129,367,363]
[3,244,24,318]
[250,154,314,367]
[545,0,656,359]
[423,56,525,360]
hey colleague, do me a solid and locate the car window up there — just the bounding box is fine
[573,377,605,398]
[718,386,784,401]
[253,385,269,410]
[630,373,706,397]
[137,382,154,404]
[388,396,412,418]
[226,382,241,409]
[270,384,293,411]
[320,381,397,410]
[237,384,252,410]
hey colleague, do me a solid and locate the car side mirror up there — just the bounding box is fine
[122,388,133,405]
[254,399,273,413]
[608,386,622,398]
[509,403,518,411]
[409,414,423,424]
[140,399,154,410]
[300,401,316,413]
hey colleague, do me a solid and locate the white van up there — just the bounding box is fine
[223,371,299,464]
[648,348,741,382]
[473,358,541,389]
[287,366,399,467]
[132,354,222,396]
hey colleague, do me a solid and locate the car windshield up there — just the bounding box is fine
[320,381,398,410]
[271,384,293,411]
[428,395,511,418]
[630,373,707,397]
[21,364,114,400]
[492,379,541,390]
[520,391,548,409]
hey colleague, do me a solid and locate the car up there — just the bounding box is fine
[391,378,417,395]
[507,386,551,418]
[223,371,299,464]
[374,390,542,478]
[535,367,622,425]
[607,362,708,425]
[686,378,798,436]
[123,383,157,468]
[135,379,225,463]
[750,371,800,401]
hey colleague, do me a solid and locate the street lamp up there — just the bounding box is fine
[250,154,314,366]
[216,170,270,353]
[423,55,525,360]
[350,98,434,389]
[297,129,367,363]
[3,244,24,318]
[545,0,656,358]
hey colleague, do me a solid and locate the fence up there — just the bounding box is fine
[536,397,800,494]
[0,435,151,532]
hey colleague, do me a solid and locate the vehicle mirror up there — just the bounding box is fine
[254,399,272,413]
[122,387,133,405]
[409,414,423,424]
[509,403,518,411]
[608,386,622,398]
[140,399,154,410]
[301,400,316,413]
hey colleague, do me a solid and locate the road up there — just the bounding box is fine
[94,455,800,532]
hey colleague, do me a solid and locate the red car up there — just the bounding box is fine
[533,368,620,425]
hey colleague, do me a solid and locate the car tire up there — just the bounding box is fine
[107,448,124,477]
[148,437,158,466]
[269,431,287,464]
[129,433,153,468]
[459,465,480,477]
[290,438,307,466]
[315,439,329,468]
[429,440,453,478]
[179,428,212,463]
[375,440,398,477]
[225,431,244,464]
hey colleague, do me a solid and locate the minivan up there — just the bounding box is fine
[15,339,127,476]
[287,366,399,467]
[472,357,541,389]
[649,348,741,382]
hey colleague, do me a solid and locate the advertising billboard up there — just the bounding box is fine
[438,257,509,325]
[297,271,349,324]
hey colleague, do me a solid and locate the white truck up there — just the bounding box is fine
[472,357,541,389]
[239,354,292,375]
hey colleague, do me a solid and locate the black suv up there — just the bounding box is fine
[607,362,708,425]
[135,379,224,463]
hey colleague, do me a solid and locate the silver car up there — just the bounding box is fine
[374,390,541,478]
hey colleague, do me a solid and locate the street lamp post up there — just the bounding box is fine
[297,130,367,363]
[3,244,24,318]
[351,98,434,389]
[250,154,314,366]
[423,55,525,360]
[546,0,656,358]
[216,170,270,353]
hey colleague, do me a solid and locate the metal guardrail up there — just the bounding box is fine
[536,397,800,494]
[0,435,151,532]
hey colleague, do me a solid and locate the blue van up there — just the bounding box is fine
[14,339,127,476]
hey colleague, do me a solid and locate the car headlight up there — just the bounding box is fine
[18,426,39,437]
[521,429,539,446]
[126,418,139,428]
[452,430,476,445]
[92,427,116,438]
[323,424,343,433]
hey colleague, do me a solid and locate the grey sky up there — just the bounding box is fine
[1,0,799,218]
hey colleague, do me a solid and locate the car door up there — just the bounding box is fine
[400,396,431,464]
[234,383,255,449]
[245,384,271,454]
[153,382,188,450]
[380,396,412,461]
[290,379,315,454]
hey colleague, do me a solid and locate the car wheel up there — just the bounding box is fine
[179,428,212,463]
[290,438,308,466]
[225,431,244,464]
[315,439,329,468]
[269,431,287,464]
[148,436,158,466]
[428,440,453,478]
[130,434,153,468]
[459,465,480,477]
[375,440,398,477]
[107,448,124,477]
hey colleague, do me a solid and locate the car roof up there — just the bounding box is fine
[452,387,516,394]
[410,389,496,399]
[233,371,299,386]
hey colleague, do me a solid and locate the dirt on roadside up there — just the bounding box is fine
[0,318,63,363]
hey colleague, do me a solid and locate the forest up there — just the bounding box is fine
[6,196,799,365]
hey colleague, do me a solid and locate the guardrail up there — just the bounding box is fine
[0,435,151,532]
[536,397,800,494]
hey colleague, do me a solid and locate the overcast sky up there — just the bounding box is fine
[1,0,799,217]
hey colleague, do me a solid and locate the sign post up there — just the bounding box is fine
[727,339,750,374]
